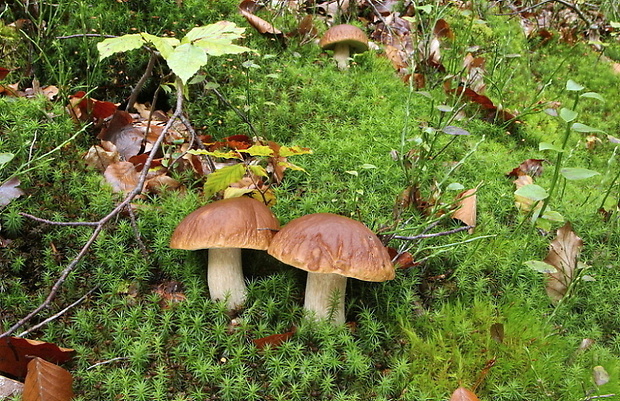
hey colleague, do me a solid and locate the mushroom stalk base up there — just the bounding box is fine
[332,43,351,70]
[304,272,347,325]
[208,248,247,311]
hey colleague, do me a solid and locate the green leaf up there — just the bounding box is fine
[0,153,15,167]
[194,38,251,57]
[248,165,268,177]
[446,182,464,191]
[166,43,209,84]
[184,21,246,43]
[204,163,245,198]
[189,149,242,159]
[514,184,548,201]
[560,167,600,180]
[580,92,604,102]
[559,108,578,123]
[278,161,306,172]
[524,260,558,274]
[539,142,564,152]
[141,33,179,60]
[541,210,565,222]
[566,79,584,92]
[238,145,274,157]
[570,123,605,133]
[97,34,144,60]
[360,163,377,169]
[279,146,312,157]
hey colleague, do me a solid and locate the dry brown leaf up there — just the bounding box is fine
[453,188,476,233]
[0,374,24,398]
[238,1,283,37]
[449,386,480,401]
[0,338,75,379]
[506,159,546,178]
[0,177,25,207]
[23,357,74,401]
[544,222,583,303]
[253,327,296,350]
[104,162,139,193]
[84,145,120,172]
[145,174,184,194]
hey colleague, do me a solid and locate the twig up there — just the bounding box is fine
[210,87,259,137]
[19,212,100,226]
[126,204,149,259]
[56,33,117,39]
[0,78,186,339]
[16,287,98,338]
[125,51,157,112]
[86,357,131,370]
[582,395,616,401]
[392,225,473,241]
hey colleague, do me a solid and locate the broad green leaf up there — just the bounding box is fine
[166,43,209,84]
[189,149,242,159]
[559,108,578,123]
[141,33,179,60]
[570,122,605,133]
[560,167,600,180]
[97,34,144,60]
[566,79,584,91]
[580,92,604,102]
[223,187,254,199]
[446,182,464,191]
[204,163,245,197]
[194,38,251,57]
[361,163,377,169]
[248,165,268,177]
[238,145,274,157]
[542,210,565,222]
[539,142,564,152]
[514,184,548,201]
[0,153,15,166]
[184,21,246,43]
[524,260,558,274]
[279,146,312,157]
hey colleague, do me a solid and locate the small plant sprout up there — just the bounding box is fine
[319,24,369,70]
[267,213,395,325]
[170,196,279,311]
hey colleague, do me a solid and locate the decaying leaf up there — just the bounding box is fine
[153,280,187,308]
[0,337,75,379]
[0,374,24,399]
[490,322,504,343]
[506,159,546,178]
[104,162,140,193]
[239,0,283,37]
[253,327,296,350]
[23,357,74,401]
[0,177,25,207]
[452,188,476,233]
[544,222,583,303]
[593,365,610,386]
[84,145,120,172]
[449,386,480,401]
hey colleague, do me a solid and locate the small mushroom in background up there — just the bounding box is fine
[170,196,279,311]
[319,24,369,70]
[268,213,395,325]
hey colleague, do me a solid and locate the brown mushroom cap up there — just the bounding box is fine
[170,197,279,251]
[319,24,369,54]
[267,213,395,282]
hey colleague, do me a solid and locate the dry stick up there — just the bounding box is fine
[125,51,157,113]
[126,204,149,259]
[16,287,99,338]
[19,213,99,226]
[0,80,185,339]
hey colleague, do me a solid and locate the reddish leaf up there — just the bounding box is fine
[434,19,454,39]
[449,386,480,401]
[71,91,117,121]
[0,337,75,379]
[0,177,25,207]
[253,327,296,350]
[386,247,417,269]
[506,159,546,178]
[225,134,253,150]
[0,68,10,80]
[152,280,187,308]
[453,189,477,233]
[23,357,74,401]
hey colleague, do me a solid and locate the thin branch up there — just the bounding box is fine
[126,204,149,259]
[125,51,157,112]
[56,33,117,39]
[16,287,98,338]
[0,78,186,339]
[86,357,131,370]
[19,212,100,226]
[210,86,259,137]
[392,225,473,241]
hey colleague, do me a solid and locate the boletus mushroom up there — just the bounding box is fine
[267,213,394,324]
[319,24,369,70]
[170,196,279,311]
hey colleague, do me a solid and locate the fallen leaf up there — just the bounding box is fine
[84,145,120,172]
[453,189,476,233]
[239,0,283,37]
[434,19,454,40]
[506,159,546,178]
[490,323,504,343]
[253,327,296,350]
[104,162,140,193]
[544,222,583,303]
[0,337,75,379]
[386,247,417,269]
[23,357,74,401]
[0,177,25,207]
[593,365,610,386]
[153,280,187,308]
[449,386,480,401]
[0,68,9,80]
[0,374,23,398]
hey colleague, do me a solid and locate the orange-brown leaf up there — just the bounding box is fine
[0,338,75,379]
[506,159,546,178]
[104,161,139,193]
[449,386,480,401]
[544,222,583,303]
[253,327,296,350]
[453,189,476,233]
[23,357,74,401]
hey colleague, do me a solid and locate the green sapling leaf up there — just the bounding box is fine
[0,153,15,167]
[166,43,209,84]
[566,79,584,92]
[238,145,274,157]
[524,260,558,274]
[559,108,578,123]
[204,163,246,197]
[248,165,268,177]
[446,182,464,191]
[97,34,144,60]
[570,123,605,133]
[141,33,179,59]
[514,184,548,201]
[580,92,604,102]
[539,142,564,152]
[560,167,600,180]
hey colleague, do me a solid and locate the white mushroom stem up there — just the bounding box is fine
[207,248,247,311]
[304,272,347,325]
[332,43,351,70]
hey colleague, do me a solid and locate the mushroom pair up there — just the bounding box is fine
[319,24,369,70]
[268,213,395,325]
[170,196,279,311]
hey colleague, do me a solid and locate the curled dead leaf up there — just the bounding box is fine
[453,188,476,233]
[544,222,583,304]
[104,162,139,193]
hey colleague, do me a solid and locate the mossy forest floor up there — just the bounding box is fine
[2,0,620,400]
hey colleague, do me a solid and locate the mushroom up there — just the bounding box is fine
[170,196,279,311]
[267,213,394,324]
[319,24,369,70]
